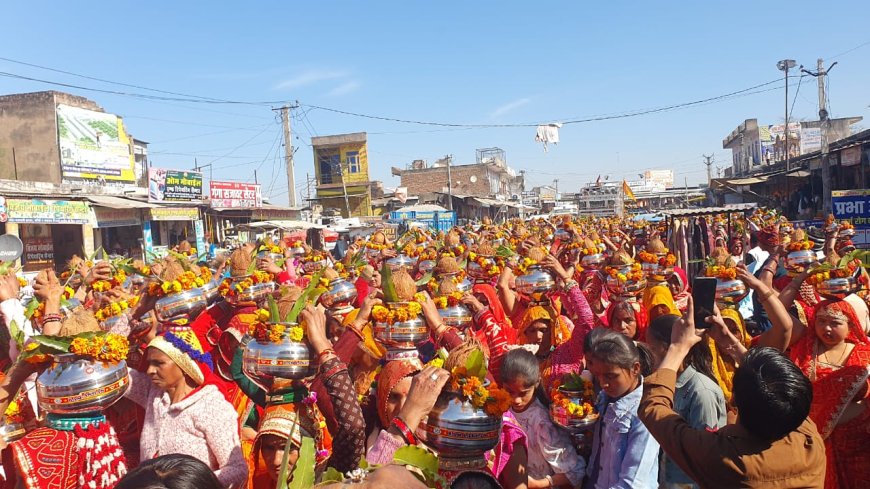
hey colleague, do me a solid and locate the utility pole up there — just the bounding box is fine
[703,154,714,184]
[445,154,453,211]
[803,59,838,214]
[777,59,797,171]
[254,170,258,185]
[274,104,300,208]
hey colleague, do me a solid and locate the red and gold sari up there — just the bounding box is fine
[789,299,870,489]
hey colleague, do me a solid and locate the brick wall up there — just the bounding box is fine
[400,164,492,197]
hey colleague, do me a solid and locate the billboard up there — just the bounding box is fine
[800,126,822,154]
[148,168,203,203]
[6,199,92,224]
[209,181,262,208]
[56,104,136,183]
[832,189,870,248]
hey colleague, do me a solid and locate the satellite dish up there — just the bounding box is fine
[0,234,23,262]
[470,176,478,183]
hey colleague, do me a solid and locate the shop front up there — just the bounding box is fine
[1,197,93,271]
[92,206,144,259]
[144,206,204,259]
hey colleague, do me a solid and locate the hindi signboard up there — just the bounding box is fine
[6,199,92,224]
[148,168,203,203]
[832,189,870,248]
[209,181,262,208]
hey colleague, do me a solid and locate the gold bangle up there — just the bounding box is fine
[759,289,775,302]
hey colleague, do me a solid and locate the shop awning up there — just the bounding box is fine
[662,203,756,217]
[85,195,158,209]
[725,176,769,185]
[235,220,324,231]
[787,170,811,177]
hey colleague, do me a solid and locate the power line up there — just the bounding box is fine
[828,39,870,60]
[300,79,787,128]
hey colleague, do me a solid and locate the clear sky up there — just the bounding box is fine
[2,1,869,206]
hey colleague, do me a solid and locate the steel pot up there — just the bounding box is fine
[467,256,496,281]
[816,275,859,300]
[715,279,748,304]
[154,288,207,323]
[374,317,428,350]
[386,254,416,272]
[290,246,306,257]
[549,388,599,433]
[243,328,314,393]
[641,262,674,282]
[257,251,285,263]
[605,275,646,299]
[839,227,856,238]
[422,390,502,459]
[785,250,817,274]
[580,253,606,271]
[226,279,275,306]
[0,422,25,444]
[417,259,436,275]
[320,278,358,310]
[554,228,572,241]
[515,266,556,296]
[36,354,129,415]
[439,304,473,329]
[200,278,223,305]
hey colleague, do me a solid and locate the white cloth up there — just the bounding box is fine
[512,398,586,487]
[535,123,562,152]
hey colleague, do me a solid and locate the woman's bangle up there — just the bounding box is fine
[758,288,775,303]
[40,313,63,327]
[391,416,417,445]
[562,279,578,292]
[317,348,336,363]
[545,475,554,488]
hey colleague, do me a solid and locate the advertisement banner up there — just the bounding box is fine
[6,199,91,224]
[92,207,141,228]
[832,189,870,248]
[56,104,136,183]
[148,168,203,203]
[209,181,262,208]
[147,207,199,222]
[194,220,206,259]
[800,126,822,155]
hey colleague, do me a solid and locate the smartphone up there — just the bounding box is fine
[692,277,717,329]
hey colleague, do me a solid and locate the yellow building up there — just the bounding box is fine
[312,132,373,217]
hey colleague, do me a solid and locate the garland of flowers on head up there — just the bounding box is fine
[95,295,140,321]
[433,291,464,309]
[148,266,213,297]
[217,270,272,298]
[163,331,213,370]
[467,252,503,277]
[605,263,643,283]
[637,249,677,267]
[446,350,511,416]
[371,293,426,324]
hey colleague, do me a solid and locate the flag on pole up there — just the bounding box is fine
[595,175,602,187]
[622,180,636,201]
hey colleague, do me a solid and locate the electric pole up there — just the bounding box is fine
[274,104,300,208]
[802,59,838,214]
[703,154,714,184]
[777,59,797,170]
[446,154,453,211]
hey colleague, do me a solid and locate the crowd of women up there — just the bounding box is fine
[0,209,866,489]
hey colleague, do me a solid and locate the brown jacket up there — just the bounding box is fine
[639,369,825,488]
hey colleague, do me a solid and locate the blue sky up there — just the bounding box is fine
[2,1,869,206]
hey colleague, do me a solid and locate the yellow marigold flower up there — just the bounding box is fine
[256,309,271,322]
[288,326,304,342]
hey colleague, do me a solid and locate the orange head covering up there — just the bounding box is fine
[375,359,422,428]
[517,305,571,349]
[254,400,332,469]
[605,300,648,341]
[709,307,752,402]
[643,284,680,322]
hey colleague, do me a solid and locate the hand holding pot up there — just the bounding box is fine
[395,366,450,430]
[301,304,331,354]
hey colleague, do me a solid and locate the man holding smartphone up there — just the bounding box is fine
[638,297,825,488]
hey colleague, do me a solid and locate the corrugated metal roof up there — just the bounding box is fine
[662,203,756,217]
[86,195,159,209]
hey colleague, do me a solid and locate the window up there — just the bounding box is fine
[346,151,360,174]
[318,149,341,184]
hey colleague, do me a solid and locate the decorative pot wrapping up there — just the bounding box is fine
[422,390,502,459]
[36,354,129,415]
[439,304,473,329]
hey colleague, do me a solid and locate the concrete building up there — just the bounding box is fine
[0,90,141,186]
[311,132,377,218]
[723,117,862,176]
[393,148,524,220]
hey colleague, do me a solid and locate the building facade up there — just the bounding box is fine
[311,132,374,218]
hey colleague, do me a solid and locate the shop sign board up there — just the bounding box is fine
[24,237,54,264]
[92,207,141,228]
[841,146,862,167]
[0,196,7,223]
[210,181,262,208]
[832,189,870,248]
[148,168,203,203]
[6,199,91,224]
[147,207,200,221]
[56,104,136,183]
[194,220,206,260]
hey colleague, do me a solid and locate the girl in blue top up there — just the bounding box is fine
[584,328,660,489]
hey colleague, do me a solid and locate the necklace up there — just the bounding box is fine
[812,340,849,381]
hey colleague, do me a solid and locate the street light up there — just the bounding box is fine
[776,59,796,171]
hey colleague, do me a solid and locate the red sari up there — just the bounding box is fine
[789,300,870,489]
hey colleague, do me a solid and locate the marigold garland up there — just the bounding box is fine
[467,252,502,277]
[250,309,305,343]
[807,260,859,286]
[787,240,814,252]
[605,263,643,283]
[217,270,273,299]
[95,295,140,321]
[705,265,737,281]
[433,291,464,309]
[448,367,511,416]
[371,301,423,324]
[69,333,130,363]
